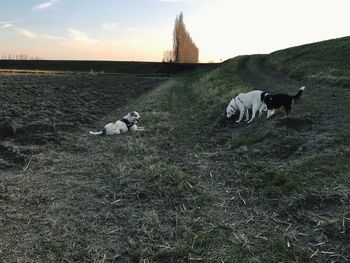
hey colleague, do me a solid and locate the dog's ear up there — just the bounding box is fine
[130,111,137,117]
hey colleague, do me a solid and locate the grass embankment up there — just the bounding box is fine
[87,47,349,261]
[266,36,350,88]
[1,37,349,262]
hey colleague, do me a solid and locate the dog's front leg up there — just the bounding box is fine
[259,104,267,117]
[129,125,138,132]
[267,109,275,118]
[236,110,245,123]
[267,110,272,118]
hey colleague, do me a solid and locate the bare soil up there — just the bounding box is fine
[0,72,164,169]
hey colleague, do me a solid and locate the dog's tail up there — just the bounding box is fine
[89,131,103,135]
[90,127,106,136]
[293,86,305,102]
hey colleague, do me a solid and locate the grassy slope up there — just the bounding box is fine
[266,36,350,88]
[1,37,350,262]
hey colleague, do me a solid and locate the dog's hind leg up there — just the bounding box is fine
[247,105,258,123]
[283,105,292,117]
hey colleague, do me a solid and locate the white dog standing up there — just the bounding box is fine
[90,111,141,135]
[226,90,267,123]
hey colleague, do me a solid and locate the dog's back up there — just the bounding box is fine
[263,86,305,115]
[239,90,263,107]
[264,86,305,108]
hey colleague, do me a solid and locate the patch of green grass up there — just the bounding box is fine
[264,236,310,262]
[258,170,306,198]
[238,151,350,198]
[238,165,308,198]
[235,150,349,198]
[230,131,274,148]
[39,239,68,260]
[224,247,249,263]
[193,229,225,251]
[144,161,197,198]
[334,131,350,144]
[287,151,350,186]
[179,57,253,129]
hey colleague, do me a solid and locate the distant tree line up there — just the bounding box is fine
[163,12,199,63]
[1,54,43,60]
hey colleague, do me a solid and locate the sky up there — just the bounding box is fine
[1,0,350,62]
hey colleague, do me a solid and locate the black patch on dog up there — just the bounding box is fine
[261,92,268,102]
[263,88,304,116]
[121,118,135,130]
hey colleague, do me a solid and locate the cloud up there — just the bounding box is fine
[15,28,38,39]
[61,28,99,46]
[43,34,67,40]
[0,22,16,29]
[33,0,58,10]
[67,29,99,44]
[101,22,119,31]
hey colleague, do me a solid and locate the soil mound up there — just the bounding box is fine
[277,116,313,130]
[0,119,14,139]
[0,144,25,168]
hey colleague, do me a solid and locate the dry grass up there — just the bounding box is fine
[1,38,350,262]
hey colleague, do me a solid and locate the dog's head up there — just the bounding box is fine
[129,111,141,122]
[226,98,237,118]
[262,93,273,107]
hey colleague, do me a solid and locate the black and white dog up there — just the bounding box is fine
[89,111,142,135]
[262,86,305,118]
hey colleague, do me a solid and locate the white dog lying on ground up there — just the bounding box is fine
[89,111,142,135]
[226,90,267,123]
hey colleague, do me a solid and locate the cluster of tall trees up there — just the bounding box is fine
[1,54,43,60]
[163,12,199,63]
